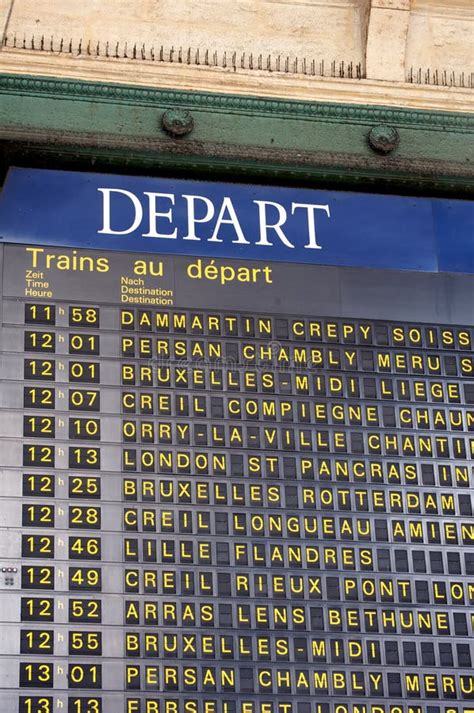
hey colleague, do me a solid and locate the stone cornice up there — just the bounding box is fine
[0,50,472,115]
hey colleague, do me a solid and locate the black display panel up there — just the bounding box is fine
[0,241,473,713]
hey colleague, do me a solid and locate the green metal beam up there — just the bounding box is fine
[0,74,473,195]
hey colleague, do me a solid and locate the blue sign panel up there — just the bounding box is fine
[0,167,473,272]
[1,165,474,712]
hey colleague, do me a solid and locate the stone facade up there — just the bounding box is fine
[0,0,472,112]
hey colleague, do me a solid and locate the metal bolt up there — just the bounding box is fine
[368,125,400,154]
[162,109,194,137]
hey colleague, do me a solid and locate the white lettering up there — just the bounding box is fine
[291,202,330,249]
[182,194,214,240]
[209,196,250,244]
[142,192,177,239]
[253,200,294,248]
[97,188,143,235]
[98,187,330,250]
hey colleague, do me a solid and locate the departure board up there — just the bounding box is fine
[0,168,473,713]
